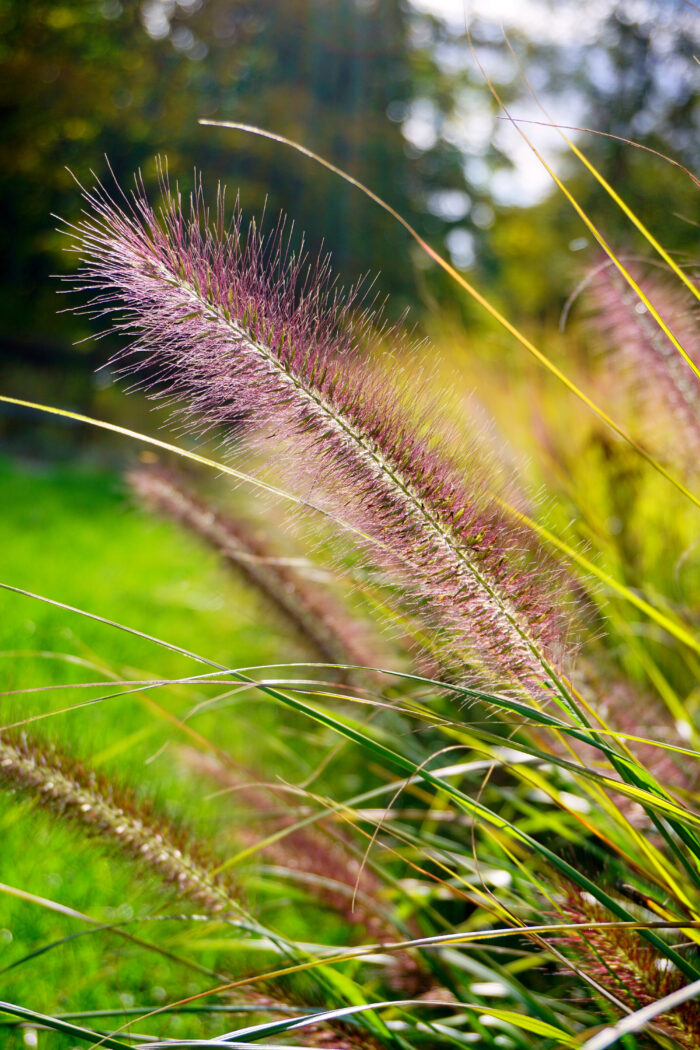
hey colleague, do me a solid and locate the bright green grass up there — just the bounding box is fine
[0,455,358,1047]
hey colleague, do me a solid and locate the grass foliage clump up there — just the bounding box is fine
[1,122,699,1050]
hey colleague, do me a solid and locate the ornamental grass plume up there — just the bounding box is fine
[127,464,381,687]
[0,733,386,1049]
[586,261,700,471]
[559,886,700,1049]
[64,170,569,701]
[182,748,400,939]
[0,731,237,913]
[127,463,467,688]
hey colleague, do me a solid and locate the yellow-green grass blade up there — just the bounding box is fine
[499,116,700,189]
[499,38,700,310]
[501,115,700,380]
[4,579,700,985]
[480,34,700,383]
[0,1001,133,1048]
[498,498,700,656]
[225,997,577,1046]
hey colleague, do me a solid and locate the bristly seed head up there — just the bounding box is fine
[63,167,569,698]
[127,464,383,687]
[0,731,237,914]
[586,260,700,472]
[558,885,700,1049]
[0,732,386,1047]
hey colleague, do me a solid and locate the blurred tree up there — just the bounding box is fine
[425,0,699,320]
[0,0,696,382]
[0,0,470,370]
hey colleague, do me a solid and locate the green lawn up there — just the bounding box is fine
[0,455,357,1047]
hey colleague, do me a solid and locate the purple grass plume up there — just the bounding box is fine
[0,731,238,914]
[558,885,700,1048]
[587,261,700,471]
[64,169,568,699]
[128,464,383,687]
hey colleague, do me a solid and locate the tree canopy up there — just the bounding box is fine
[0,0,696,364]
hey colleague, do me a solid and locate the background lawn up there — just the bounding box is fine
[0,453,369,1047]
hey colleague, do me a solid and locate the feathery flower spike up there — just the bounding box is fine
[0,732,238,913]
[64,170,568,699]
[587,261,700,471]
[0,733,385,1048]
[559,886,700,1049]
[128,464,381,686]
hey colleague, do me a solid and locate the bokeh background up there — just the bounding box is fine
[0,0,698,452]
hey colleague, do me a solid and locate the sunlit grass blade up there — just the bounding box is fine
[0,395,303,508]
[3,574,696,830]
[471,35,700,405]
[0,1002,134,1049]
[223,997,577,1045]
[497,116,700,189]
[5,577,700,989]
[580,977,700,1050]
[499,36,700,312]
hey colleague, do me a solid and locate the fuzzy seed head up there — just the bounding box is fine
[559,886,700,1048]
[587,262,700,472]
[128,465,382,685]
[0,732,237,913]
[65,170,569,698]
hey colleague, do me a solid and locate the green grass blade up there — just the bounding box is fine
[0,1001,134,1048]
